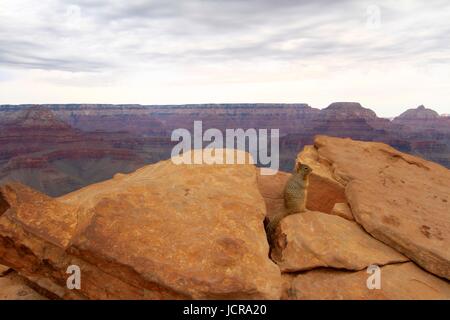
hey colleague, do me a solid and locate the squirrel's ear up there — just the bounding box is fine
[294,162,302,172]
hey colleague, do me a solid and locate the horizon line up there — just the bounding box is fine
[0,102,446,118]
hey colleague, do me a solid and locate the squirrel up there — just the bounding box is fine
[265,162,313,244]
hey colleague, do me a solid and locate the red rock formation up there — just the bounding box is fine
[1,139,449,300]
[393,105,450,133]
[0,106,147,196]
[271,211,408,272]
[264,136,450,300]
[396,105,440,120]
[322,102,378,120]
[0,152,282,300]
[297,136,450,280]
[286,262,450,300]
[0,103,449,196]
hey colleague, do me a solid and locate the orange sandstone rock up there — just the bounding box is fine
[0,150,281,299]
[271,211,408,272]
[302,136,450,280]
[286,262,450,300]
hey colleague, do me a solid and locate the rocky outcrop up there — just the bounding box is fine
[271,212,408,272]
[0,150,281,300]
[1,136,449,300]
[297,145,347,213]
[0,272,46,300]
[331,203,354,220]
[265,136,450,300]
[285,262,450,300]
[393,105,450,134]
[298,136,450,280]
[322,102,378,120]
[1,263,46,300]
[395,105,440,121]
[0,264,11,276]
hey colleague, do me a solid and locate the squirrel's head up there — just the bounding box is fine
[295,163,313,176]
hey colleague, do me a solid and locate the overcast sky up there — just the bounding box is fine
[0,0,449,117]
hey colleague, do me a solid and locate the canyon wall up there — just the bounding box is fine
[0,103,449,196]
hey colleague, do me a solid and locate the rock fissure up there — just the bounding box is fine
[0,191,10,216]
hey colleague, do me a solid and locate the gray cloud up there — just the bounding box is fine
[0,40,109,72]
[0,0,449,72]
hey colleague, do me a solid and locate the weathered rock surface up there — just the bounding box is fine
[301,136,450,279]
[0,264,11,276]
[297,146,347,213]
[0,150,281,300]
[0,272,46,300]
[257,169,290,223]
[331,203,354,221]
[280,273,296,300]
[286,262,450,300]
[271,212,408,272]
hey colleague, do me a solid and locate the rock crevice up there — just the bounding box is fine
[0,191,10,216]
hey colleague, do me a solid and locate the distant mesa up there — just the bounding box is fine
[394,105,440,121]
[322,102,378,120]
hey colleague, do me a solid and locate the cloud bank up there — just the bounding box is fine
[0,0,449,116]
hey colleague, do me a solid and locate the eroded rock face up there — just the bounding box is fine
[322,102,378,121]
[257,169,290,223]
[0,106,147,197]
[271,212,408,272]
[0,272,46,300]
[0,150,281,300]
[392,105,450,134]
[331,203,354,221]
[303,136,450,280]
[0,264,11,276]
[297,146,347,213]
[286,262,450,300]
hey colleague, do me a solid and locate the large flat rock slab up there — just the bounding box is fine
[0,150,281,299]
[271,211,408,272]
[285,262,450,300]
[301,136,450,280]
